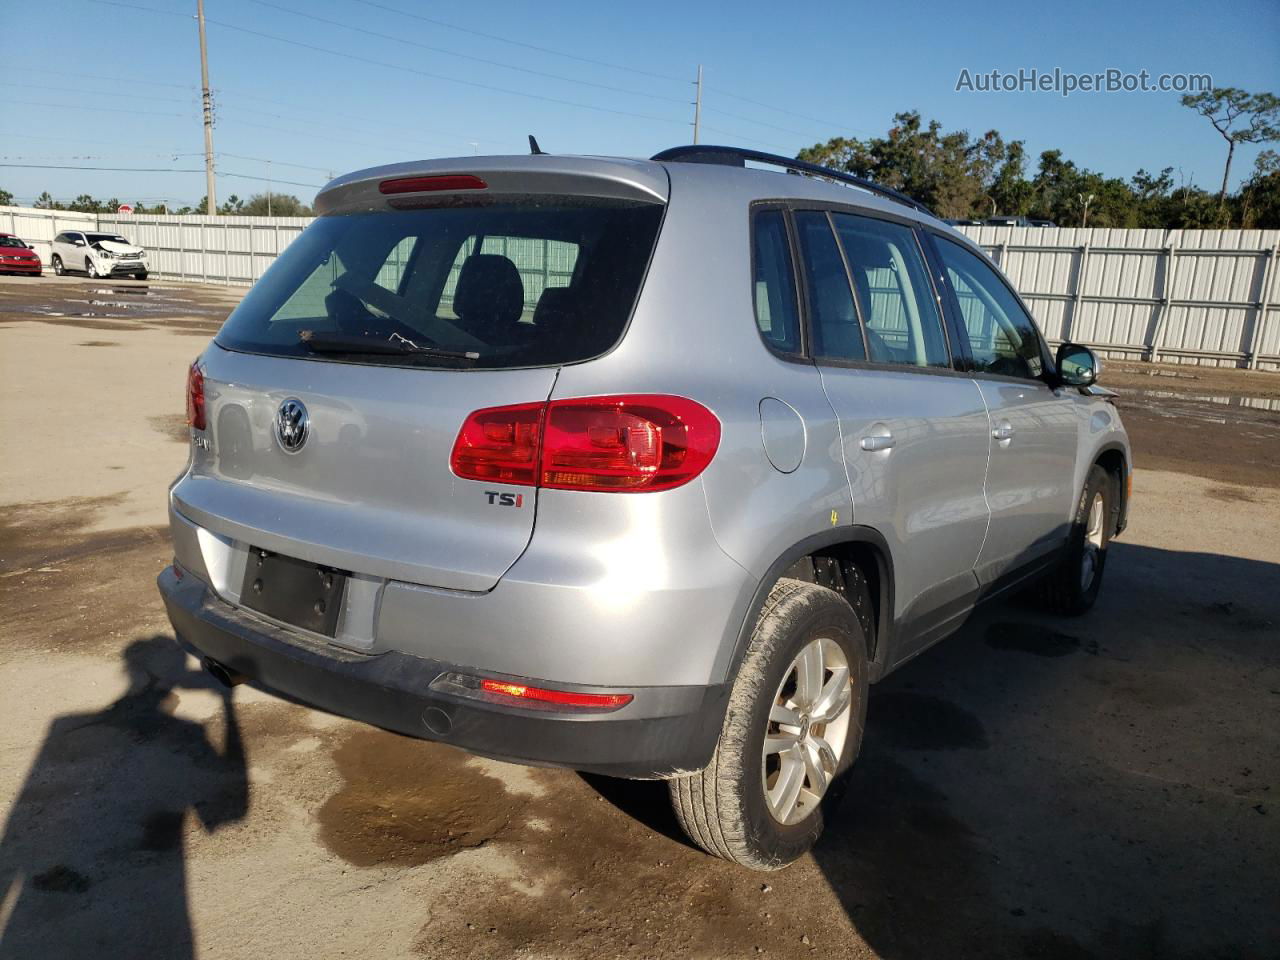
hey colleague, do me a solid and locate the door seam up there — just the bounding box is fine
[971,378,994,572]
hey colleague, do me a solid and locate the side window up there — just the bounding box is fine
[751,209,802,354]
[934,237,1044,379]
[831,214,949,368]
[793,210,864,361]
[54,233,67,244]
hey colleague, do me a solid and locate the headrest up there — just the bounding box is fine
[454,254,524,326]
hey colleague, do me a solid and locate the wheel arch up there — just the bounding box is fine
[724,526,897,685]
[1093,442,1129,534]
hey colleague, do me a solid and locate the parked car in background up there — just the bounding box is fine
[944,217,984,226]
[50,231,148,280]
[986,215,1030,227]
[159,146,1130,870]
[0,234,41,275]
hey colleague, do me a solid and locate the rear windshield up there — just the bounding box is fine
[215,198,664,369]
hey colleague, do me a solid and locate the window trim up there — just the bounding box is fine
[748,202,808,363]
[922,228,1056,385]
[820,206,955,372]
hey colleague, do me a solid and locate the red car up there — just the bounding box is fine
[0,234,42,275]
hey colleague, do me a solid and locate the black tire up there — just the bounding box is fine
[1038,464,1115,615]
[134,271,148,281]
[52,255,64,276]
[670,575,870,870]
[86,258,98,279]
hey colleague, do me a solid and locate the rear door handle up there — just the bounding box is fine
[860,433,895,452]
[992,422,1015,442]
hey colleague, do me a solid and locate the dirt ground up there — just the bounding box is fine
[1,275,1278,960]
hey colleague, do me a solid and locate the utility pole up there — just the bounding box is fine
[1078,192,1095,228]
[692,65,703,145]
[266,159,272,217]
[197,0,217,215]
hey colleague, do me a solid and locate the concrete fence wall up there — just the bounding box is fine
[3,206,1277,371]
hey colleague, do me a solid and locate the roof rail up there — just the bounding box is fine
[650,145,934,218]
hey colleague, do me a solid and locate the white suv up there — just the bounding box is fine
[50,231,149,280]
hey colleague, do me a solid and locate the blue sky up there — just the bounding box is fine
[2,0,1277,208]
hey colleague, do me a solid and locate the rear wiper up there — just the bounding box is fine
[300,331,479,362]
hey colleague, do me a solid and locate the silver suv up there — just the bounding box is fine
[159,146,1131,869]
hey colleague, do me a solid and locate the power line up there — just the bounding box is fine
[704,86,865,134]
[217,152,332,174]
[3,82,193,104]
[246,0,690,106]
[346,0,688,84]
[75,0,858,138]
[81,0,684,126]
[3,65,195,89]
[214,88,493,147]
[4,100,188,118]
[198,15,686,126]
[0,162,322,189]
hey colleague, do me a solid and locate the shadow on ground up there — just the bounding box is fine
[0,637,246,960]
[808,541,1280,958]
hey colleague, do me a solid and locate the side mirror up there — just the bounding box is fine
[73,238,86,246]
[1056,342,1100,387]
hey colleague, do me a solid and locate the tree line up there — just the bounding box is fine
[0,190,313,217]
[797,88,1280,228]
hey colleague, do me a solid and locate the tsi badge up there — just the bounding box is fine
[485,491,524,508]
[275,397,309,454]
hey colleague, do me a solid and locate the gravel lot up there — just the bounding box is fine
[1,275,1277,959]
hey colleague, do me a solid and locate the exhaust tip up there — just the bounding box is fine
[202,656,245,688]
[422,706,452,737]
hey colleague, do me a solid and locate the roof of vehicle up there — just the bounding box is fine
[315,147,973,244]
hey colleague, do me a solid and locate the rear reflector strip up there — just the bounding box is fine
[378,174,488,195]
[479,678,633,709]
[429,671,633,711]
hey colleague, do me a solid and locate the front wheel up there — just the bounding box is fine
[670,576,870,869]
[86,258,99,279]
[52,255,64,276]
[134,271,148,281]
[1038,464,1115,615]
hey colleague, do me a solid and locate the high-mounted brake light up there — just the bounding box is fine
[450,395,720,493]
[186,361,206,431]
[378,174,488,195]
[479,678,633,709]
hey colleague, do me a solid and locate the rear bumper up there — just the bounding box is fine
[158,566,726,778]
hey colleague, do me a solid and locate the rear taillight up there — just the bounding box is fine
[186,361,206,431]
[450,402,543,485]
[450,395,720,493]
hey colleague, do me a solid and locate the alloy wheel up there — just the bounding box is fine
[762,635,853,825]
[1080,492,1105,591]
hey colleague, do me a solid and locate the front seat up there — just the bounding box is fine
[453,254,526,343]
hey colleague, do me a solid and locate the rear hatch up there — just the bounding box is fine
[174,157,667,592]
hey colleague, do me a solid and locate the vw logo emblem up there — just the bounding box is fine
[275,397,309,454]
